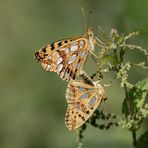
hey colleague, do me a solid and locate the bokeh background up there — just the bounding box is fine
[0,0,148,148]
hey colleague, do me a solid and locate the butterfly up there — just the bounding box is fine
[65,79,106,131]
[34,27,98,81]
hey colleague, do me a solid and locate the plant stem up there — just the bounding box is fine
[124,84,137,148]
[124,84,132,116]
[132,129,137,148]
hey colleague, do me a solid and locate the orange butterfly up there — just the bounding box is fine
[34,28,98,81]
[65,79,106,131]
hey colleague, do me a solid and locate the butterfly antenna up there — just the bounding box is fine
[87,10,92,28]
[81,6,87,31]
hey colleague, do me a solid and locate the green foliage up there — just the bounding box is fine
[122,78,148,114]
[121,78,148,131]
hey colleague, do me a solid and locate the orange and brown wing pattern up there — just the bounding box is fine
[35,38,89,81]
[65,80,106,131]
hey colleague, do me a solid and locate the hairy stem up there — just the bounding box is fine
[124,84,137,148]
[124,84,132,116]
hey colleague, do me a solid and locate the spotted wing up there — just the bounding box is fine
[65,80,106,131]
[35,37,89,81]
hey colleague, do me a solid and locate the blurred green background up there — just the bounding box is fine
[0,0,148,148]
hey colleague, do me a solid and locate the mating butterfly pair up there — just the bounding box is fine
[34,28,106,131]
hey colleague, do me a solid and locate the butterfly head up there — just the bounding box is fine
[87,27,94,51]
[87,27,93,37]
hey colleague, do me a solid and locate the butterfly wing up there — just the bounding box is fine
[35,37,90,81]
[65,80,106,131]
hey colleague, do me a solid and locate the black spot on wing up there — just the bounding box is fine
[86,111,89,114]
[51,42,55,50]
[42,46,48,52]
[34,52,41,62]
[58,42,62,47]
[81,116,85,121]
[64,40,68,43]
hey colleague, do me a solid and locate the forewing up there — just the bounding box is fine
[65,80,106,131]
[40,38,89,81]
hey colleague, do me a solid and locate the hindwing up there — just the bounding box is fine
[65,80,106,131]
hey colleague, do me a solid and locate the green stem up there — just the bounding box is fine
[124,84,132,116]
[132,129,137,148]
[124,84,137,148]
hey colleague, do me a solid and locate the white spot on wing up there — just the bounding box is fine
[80,94,88,100]
[42,63,47,69]
[79,50,86,58]
[56,57,62,65]
[79,40,84,48]
[88,88,95,92]
[65,47,69,53]
[70,76,73,81]
[89,97,96,105]
[77,62,81,69]
[60,71,64,78]
[68,54,77,64]
[70,43,78,51]
[46,65,51,71]
[57,64,63,72]
[65,70,70,79]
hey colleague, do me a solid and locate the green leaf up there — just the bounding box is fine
[122,77,148,117]
[137,131,148,148]
[132,77,148,109]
